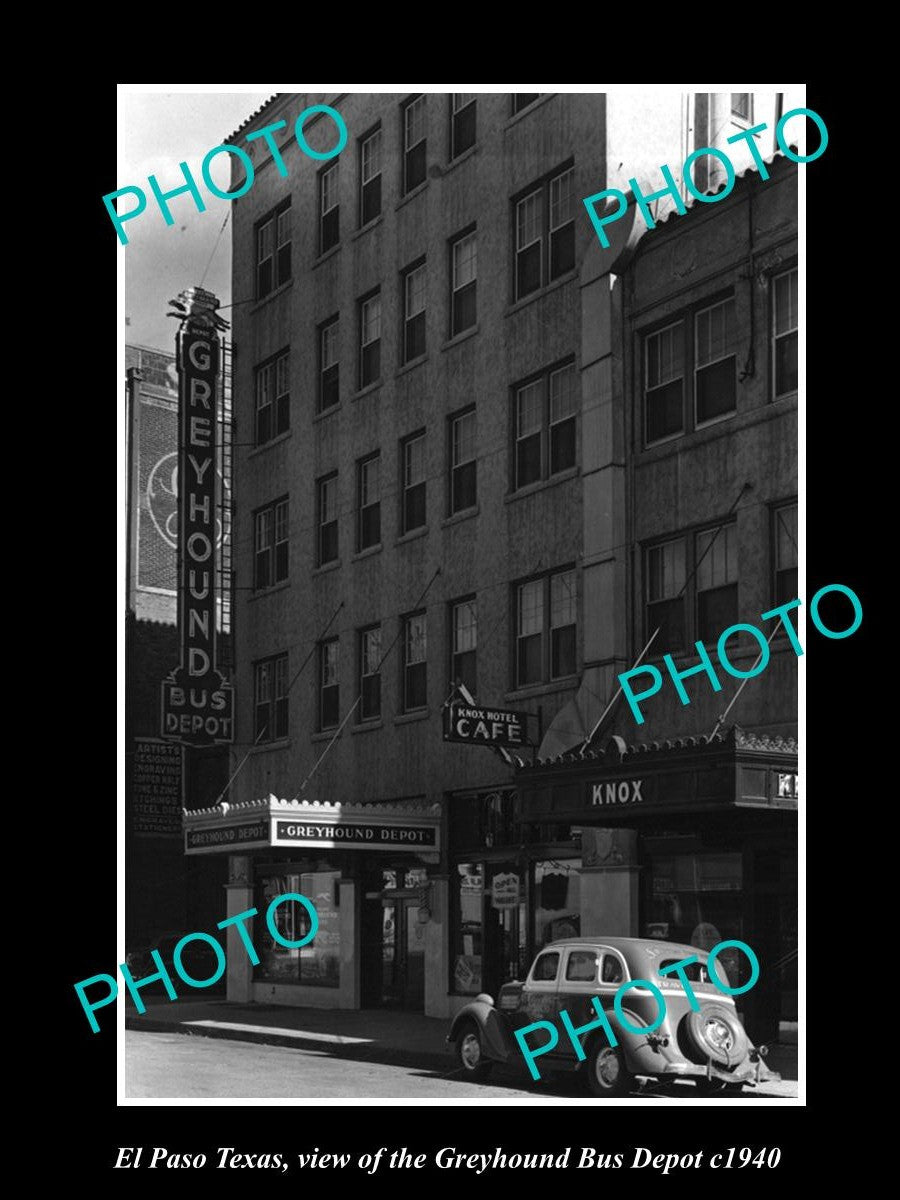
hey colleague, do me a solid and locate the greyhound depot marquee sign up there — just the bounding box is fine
[160,287,234,745]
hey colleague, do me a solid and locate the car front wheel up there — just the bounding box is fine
[586,1041,632,1098]
[455,1019,493,1081]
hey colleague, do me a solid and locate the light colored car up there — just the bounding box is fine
[447,935,780,1097]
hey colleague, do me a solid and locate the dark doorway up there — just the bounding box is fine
[361,872,427,1010]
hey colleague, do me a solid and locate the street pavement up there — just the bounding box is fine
[125,1027,798,1101]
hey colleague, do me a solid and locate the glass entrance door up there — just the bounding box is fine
[380,896,425,1010]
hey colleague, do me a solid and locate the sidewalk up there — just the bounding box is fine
[126,998,798,1084]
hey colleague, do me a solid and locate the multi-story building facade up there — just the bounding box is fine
[184,91,801,1023]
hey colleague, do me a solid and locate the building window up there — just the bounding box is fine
[401,430,426,533]
[319,162,340,253]
[516,568,577,688]
[256,201,291,299]
[255,350,290,446]
[403,95,427,194]
[359,626,382,721]
[255,869,339,986]
[774,502,798,605]
[254,654,288,741]
[772,267,798,398]
[645,321,684,444]
[695,297,737,425]
[512,94,540,115]
[646,538,687,652]
[450,229,477,336]
[731,93,752,122]
[359,126,382,226]
[254,497,288,590]
[357,452,381,551]
[319,638,340,730]
[402,260,427,363]
[514,164,575,301]
[403,611,428,711]
[451,598,477,694]
[451,94,476,158]
[318,316,339,413]
[644,522,737,651]
[359,290,381,388]
[450,407,477,514]
[696,524,737,643]
[316,473,338,566]
[514,360,576,489]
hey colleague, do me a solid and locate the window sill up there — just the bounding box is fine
[505,676,580,702]
[396,180,429,212]
[313,243,342,269]
[249,580,291,602]
[313,402,341,425]
[442,324,479,352]
[444,144,479,173]
[250,279,293,314]
[353,214,384,241]
[505,466,580,503]
[352,379,383,402]
[352,719,384,734]
[394,709,430,725]
[311,728,342,743]
[352,543,383,563]
[397,353,428,379]
[312,559,342,577]
[396,525,428,546]
[771,389,798,404]
[504,94,555,129]
[249,737,291,755]
[505,268,578,317]
[442,505,479,529]
[248,430,292,459]
[694,408,738,434]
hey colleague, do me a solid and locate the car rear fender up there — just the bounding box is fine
[580,1005,685,1075]
[447,1001,513,1063]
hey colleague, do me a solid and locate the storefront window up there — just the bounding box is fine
[534,859,582,949]
[486,863,528,986]
[451,863,483,994]
[254,868,340,987]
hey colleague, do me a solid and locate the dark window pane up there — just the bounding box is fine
[361,340,380,387]
[321,206,340,253]
[516,433,541,489]
[360,504,380,550]
[275,394,289,436]
[361,673,381,721]
[516,242,541,299]
[257,258,273,299]
[647,597,685,652]
[362,176,381,225]
[321,684,339,729]
[696,356,736,423]
[405,312,426,362]
[406,662,427,709]
[646,379,684,443]
[452,461,476,513]
[551,625,576,678]
[775,332,798,396]
[255,701,270,740]
[452,104,476,157]
[698,583,738,644]
[452,281,477,335]
[405,141,426,192]
[256,405,272,447]
[518,633,542,687]
[513,95,539,114]
[320,363,339,412]
[404,482,426,532]
[255,550,270,590]
[275,541,288,582]
[550,223,575,279]
[320,521,338,565]
[274,696,288,739]
[277,243,291,286]
[776,566,799,608]
[453,649,477,695]
[550,418,576,474]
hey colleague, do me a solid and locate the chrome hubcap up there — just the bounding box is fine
[460,1033,481,1069]
[596,1048,620,1087]
[706,1019,734,1053]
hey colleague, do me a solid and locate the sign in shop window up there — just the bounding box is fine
[255,870,340,987]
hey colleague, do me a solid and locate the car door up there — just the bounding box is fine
[506,948,562,1036]
[556,945,630,1060]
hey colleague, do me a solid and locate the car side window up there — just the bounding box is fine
[565,950,599,982]
[532,951,560,982]
[601,953,624,984]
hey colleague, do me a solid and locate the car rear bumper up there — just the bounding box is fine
[653,1060,781,1085]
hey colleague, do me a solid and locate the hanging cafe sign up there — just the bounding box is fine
[443,702,533,749]
[160,287,234,745]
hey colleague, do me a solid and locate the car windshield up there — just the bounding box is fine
[658,958,711,983]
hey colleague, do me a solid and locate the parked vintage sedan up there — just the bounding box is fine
[447,936,780,1097]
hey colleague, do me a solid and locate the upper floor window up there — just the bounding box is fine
[359,290,382,388]
[450,230,477,336]
[451,94,476,158]
[695,297,737,425]
[773,502,798,606]
[514,360,577,489]
[256,201,291,299]
[403,95,427,194]
[772,267,798,398]
[511,94,540,115]
[516,568,577,688]
[403,260,427,363]
[357,452,381,551]
[401,431,427,534]
[359,626,382,722]
[319,162,340,254]
[731,93,752,122]
[514,165,575,301]
[317,473,338,566]
[255,653,288,741]
[645,321,684,444]
[255,350,289,446]
[451,597,477,695]
[450,407,477,514]
[254,497,288,590]
[318,316,340,413]
[359,126,382,226]
[319,638,340,730]
[403,611,428,711]
[645,522,737,652]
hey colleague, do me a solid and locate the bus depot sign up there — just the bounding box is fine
[160,288,234,745]
[444,703,532,748]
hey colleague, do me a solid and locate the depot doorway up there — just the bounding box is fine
[361,880,426,1011]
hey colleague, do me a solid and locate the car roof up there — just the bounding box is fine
[541,935,707,960]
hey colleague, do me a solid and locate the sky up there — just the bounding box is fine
[120,90,272,351]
